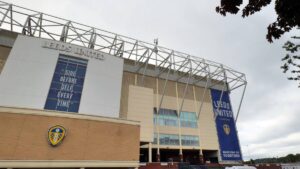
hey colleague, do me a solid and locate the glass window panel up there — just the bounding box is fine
[181,135,199,146]
[180,111,198,128]
[153,133,180,145]
[153,108,178,127]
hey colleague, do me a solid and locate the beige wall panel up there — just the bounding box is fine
[0,46,11,74]
[0,111,140,161]
[180,99,197,113]
[198,102,219,150]
[194,85,211,102]
[120,72,135,118]
[155,95,178,111]
[127,85,154,142]
[152,145,181,150]
[180,127,199,136]
[142,75,157,92]
[158,126,179,135]
[176,82,194,100]
[120,72,219,151]
[155,96,199,113]
[181,145,200,149]
[157,78,177,97]
[152,145,201,150]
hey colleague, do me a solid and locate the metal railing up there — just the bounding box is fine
[0,1,247,122]
[0,1,246,89]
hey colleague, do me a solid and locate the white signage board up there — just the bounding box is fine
[0,35,123,118]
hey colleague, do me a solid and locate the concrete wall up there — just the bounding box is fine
[0,35,123,118]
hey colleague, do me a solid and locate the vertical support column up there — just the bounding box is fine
[88,28,96,49]
[179,149,183,162]
[199,149,204,164]
[175,82,183,162]
[149,142,152,163]
[235,83,247,123]
[134,74,138,85]
[193,85,203,164]
[10,4,13,31]
[155,63,172,163]
[196,72,210,163]
[178,67,192,163]
[197,74,210,119]
[60,21,70,42]
[39,13,43,38]
[192,86,197,114]
[156,153,160,162]
[155,78,160,162]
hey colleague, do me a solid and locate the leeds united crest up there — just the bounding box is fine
[48,125,66,146]
[223,124,230,135]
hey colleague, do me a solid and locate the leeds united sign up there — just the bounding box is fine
[42,41,105,61]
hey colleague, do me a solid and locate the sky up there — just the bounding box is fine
[3,0,300,160]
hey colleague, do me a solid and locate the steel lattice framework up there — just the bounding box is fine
[0,1,247,122]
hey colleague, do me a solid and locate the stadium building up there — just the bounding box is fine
[0,1,247,169]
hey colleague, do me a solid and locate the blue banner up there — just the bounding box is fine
[210,89,242,161]
[44,54,88,112]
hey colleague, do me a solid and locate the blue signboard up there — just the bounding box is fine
[44,54,88,112]
[210,89,242,161]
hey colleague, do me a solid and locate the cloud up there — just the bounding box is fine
[5,0,300,160]
[239,83,300,159]
[243,132,300,159]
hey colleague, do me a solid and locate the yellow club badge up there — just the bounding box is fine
[223,124,230,135]
[48,125,66,146]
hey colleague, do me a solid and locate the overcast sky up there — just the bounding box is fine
[5,0,300,160]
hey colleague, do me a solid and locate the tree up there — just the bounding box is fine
[251,154,300,163]
[281,31,300,87]
[215,0,300,87]
[286,154,297,163]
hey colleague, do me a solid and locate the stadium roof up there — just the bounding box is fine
[0,1,246,92]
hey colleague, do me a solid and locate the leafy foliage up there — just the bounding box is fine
[281,32,300,87]
[216,0,300,42]
[216,0,300,87]
[245,153,300,164]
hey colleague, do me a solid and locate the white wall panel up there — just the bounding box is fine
[0,36,57,109]
[0,35,123,118]
[79,50,123,117]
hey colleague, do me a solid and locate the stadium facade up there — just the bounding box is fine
[0,1,247,168]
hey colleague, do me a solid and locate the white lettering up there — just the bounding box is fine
[59,76,77,84]
[214,109,233,118]
[213,100,233,118]
[57,91,73,100]
[222,151,241,158]
[42,41,105,61]
[60,83,74,92]
[64,70,76,77]
[213,101,231,110]
[57,99,70,108]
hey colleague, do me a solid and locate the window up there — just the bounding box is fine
[154,108,178,127]
[181,135,199,146]
[180,111,198,128]
[153,133,180,145]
